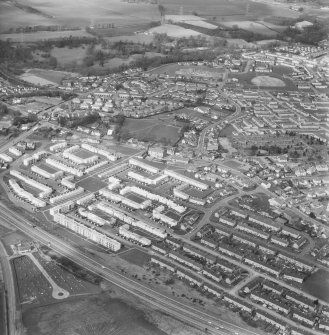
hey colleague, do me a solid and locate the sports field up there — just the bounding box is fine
[121,118,181,146]
[251,76,286,87]
[230,72,297,90]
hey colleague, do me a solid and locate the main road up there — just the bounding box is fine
[0,202,264,335]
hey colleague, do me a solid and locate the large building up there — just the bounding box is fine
[164,169,209,190]
[10,170,52,198]
[53,212,121,251]
[9,179,46,208]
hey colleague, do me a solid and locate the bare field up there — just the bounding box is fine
[251,75,286,87]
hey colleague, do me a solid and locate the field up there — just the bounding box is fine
[119,248,150,267]
[147,24,203,38]
[251,76,286,87]
[19,73,57,86]
[51,47,87,66]
[20,68,70,86]
[230,72,297,90]
[0,30,92,41]
[220,21,285,36]
[77,176,108,192]
[161,0,299,20]
[165,15,218,30]
[302,269,329,303]
[74,148,96,159]
[121,118,181,146]
[0,0,160,34]
[22,293,166,335]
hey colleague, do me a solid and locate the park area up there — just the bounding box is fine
[120,118,182,146]
[230,72,297,90]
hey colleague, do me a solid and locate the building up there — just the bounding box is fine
[52,213,121,251]
[255,310,286,330]
[285,291,316,311]
[119,224,151,246]
[128,170,168,185]
[250,292,290,314]
[176,268,203,286]
[168,251,203,271]
[129,158,160,174]
[149,147,165,159]
[236,223,270,240]
[164,169,209,190]
[151,255,176,272]
[292,311,315,327]
[31,165,63,180]
[8,179,46,208]
[82,143,118,161]
[10,170,52,198]
[223,295,253,313]
[248,213,280,232]
[244,256,281,277]
[49,187,84,205]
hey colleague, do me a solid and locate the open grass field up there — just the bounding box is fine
[22,293,166,335]
[302,269,329,303]
[251,75,286,87]
[119,248,150,267]
[0,0,160,33]
[147,24,203,38]
[229,72,297,90]
[51,47,87,66]
[121,118,181,146]
[77,176,108,192]
[19,73,57,86]
[161,0,299,20]
[220,20,285,36]
[165,15,218,29]
[0,30,93,41]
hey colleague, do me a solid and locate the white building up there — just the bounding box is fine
[53,212,121,251]
[119,224,151,246]
[49,187,84,204]
[9,179,46,208]
[129,158,160,174]
[31,165,63,180]
[10,170,52,198]
[164,169,209,190]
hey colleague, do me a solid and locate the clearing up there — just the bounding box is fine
[251,76,286,87]
[121,118,182,146]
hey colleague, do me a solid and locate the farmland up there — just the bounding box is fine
[147,24,203,38]
[0,0,160,33]
[0,30,93,42]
